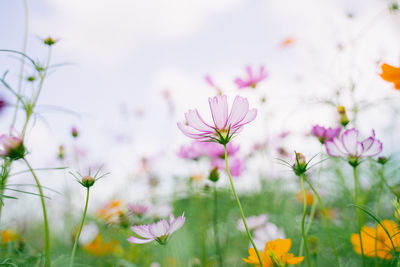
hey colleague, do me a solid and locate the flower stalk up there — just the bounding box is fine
[23,158,51,267]
[353,166,365,267]
[212,182,223,267]
[300,174,312,267]
[223,144,263,267]
[70,187,90,267]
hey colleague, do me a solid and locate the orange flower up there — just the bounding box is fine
[350,220,400,259]
[1,229,18,245]
[280,37,296,48]
[243,238,304,266]
[296,190,314,206]
[97,199,125,223]
[380,63,400,90]
[84,235,118,256]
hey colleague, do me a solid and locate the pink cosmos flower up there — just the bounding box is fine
[177,95,257,144]
[127,213,185,245]
[211,156,244,177]
[253,222,285,249]
[237,214,268,232]
[234,66,268,89]
[0,134,25,160]
[128,204,148,216]
[325,128,382,166]
[311,125,341,144]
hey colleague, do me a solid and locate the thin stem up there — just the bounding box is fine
[213,183,223,267]
[0,159,12,222]
[375,165,385,267]
[353,166,365,267]
[304,177,341,266]
[11,0,29,130]
[300,174,312,267]
[224,145,263,267]
[69,187,90,267]
[23,158,50,267]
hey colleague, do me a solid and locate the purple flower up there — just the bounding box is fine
[177,95,257,144]
[325,128,382,166]
[311,125,341,144]
[178,141,239,160]
[128,204,148,216]
[0,134,25,160]
[234,66,268,89]
[127,213,185,245]
[211,156,244,177]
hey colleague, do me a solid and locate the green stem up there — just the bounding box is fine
[10,0,29,130]
[300,174,312,267]
[353,166,365,267]
[375,165,384,267]
[223,145,263,267]
[304,177,340,266]
[69,187,90,267]
[213,183,223,267]
[0,159,12,222]
[23,158,50,267]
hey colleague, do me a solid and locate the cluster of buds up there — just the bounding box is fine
[0,134,25,160]
[337,106,349,127]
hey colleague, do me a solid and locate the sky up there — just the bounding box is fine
[0,0,400,226]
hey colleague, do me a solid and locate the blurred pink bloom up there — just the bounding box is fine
[311,125,341,144]
[178,141,239,160]
[177,95,257,144]
[0,134,24,159]
[211,156,244,177]
[325,128,382,166]
[128,204,149,216]
[127,213,185,245]
[234,66,268,89]
[205,75,218,89]
[237,214,268,232]
[0,97,6,114]
[71,126,79,138]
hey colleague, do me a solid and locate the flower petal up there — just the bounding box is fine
[131,225,153,239]
[168,214,185,234]
[149,220,169,237]
[227,96,249,127]
[362,139,382,157]
[208,95,228,129]
[127,236,154,244]
[325,138,345,157]
[185,109,213,132]
[177,123,210,140]
[233,108,257,129]
[341,128,359,155]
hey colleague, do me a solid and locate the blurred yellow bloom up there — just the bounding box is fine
[380,63,400,90]
[97,199,125,223]
[1,229,18,245]
[350,220,400,259]
[190,174,203,182]
[84,235,118,256]
[296,190,314,206]
[243,238,304,266]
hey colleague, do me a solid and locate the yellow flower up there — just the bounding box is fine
[97,199,125,223]
[380,63,400,90]
[243,238,304,266]
[84,235,118,256]
[350,220,400,259]
[1,229,18,245]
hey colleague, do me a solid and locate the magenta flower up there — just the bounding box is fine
[311,125,341,144]
[234,66,268,89]
[177,95,257,145]
[127,213,185,245]
[211,156,244,177]
[325,128,382,166]
[0,134,25,160]
[128,204,148,216]
[178,141,239,160]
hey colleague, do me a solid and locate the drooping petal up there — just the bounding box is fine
[177,123,210,140]
[131,225,153,239]
[208,95,228,130]
[227,96,249,127]
[362,139,382,157]
[185,109,213,132]
[325,138,345,157]
[127,236,154,244]
[341,128,359,156]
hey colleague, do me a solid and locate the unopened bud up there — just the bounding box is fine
[377,156,388,165]
[71,127,79,138]
[44,37,56,46]
[337,106,349,127]
[208,167,220,182]
[27,76,36,82]
[58,145,64,160]
[293,152,308,176]
[81,176,95,188]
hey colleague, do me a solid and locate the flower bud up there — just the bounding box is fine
[27,76,36,82]
[337,106,349,127]
[293,152,308,176]
[58,145,64,160]
[81,176,95,188]
[44,37,56,46]
[377,156,388,165]
[208,167,220,182]
[0,134,25,160]
[71,127,79,138]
